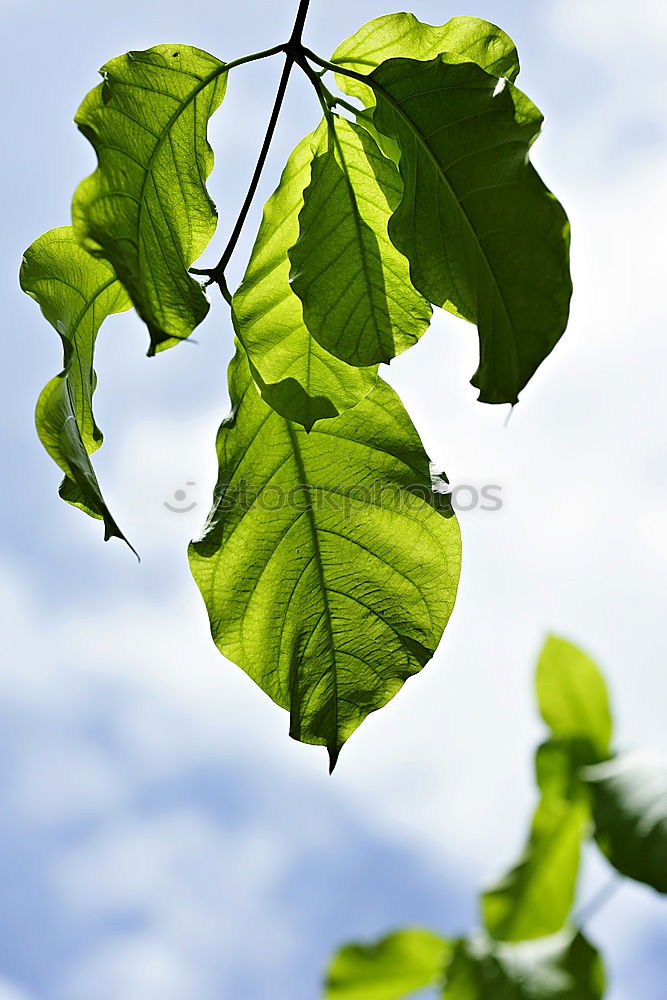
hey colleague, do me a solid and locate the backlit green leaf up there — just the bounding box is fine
[536,637,612,759]
[369,56,572,404]
[482,740,590,941]
[290,115,431,367]
[20,227,134,550]
[583,750,667,893]
[189,344,460,768]
[325,929,450,999]
[233,127,378,429]
[72,44,227,354]
[331,13,520,108]
[443,931,604,1000]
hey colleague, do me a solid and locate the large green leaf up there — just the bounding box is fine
[20,227,133,549]
[331,13,520,108]
[583,751,667,893]
[482,741,590,942]
[536,638,612,759]
[72,44,227,354]
[189,344,460,768]
[325,929,450,999]
[368,56,571,404]
[443,931,604,1000]
[289,115,431,368]
[233,127,378,430]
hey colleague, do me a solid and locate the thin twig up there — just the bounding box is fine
[196,0,312,289]
[575,875,622,926]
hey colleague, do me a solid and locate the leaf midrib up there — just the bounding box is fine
[286,421,339,753]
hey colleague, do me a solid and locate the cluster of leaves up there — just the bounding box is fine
[323,637,667,997]
[20,6,572,768]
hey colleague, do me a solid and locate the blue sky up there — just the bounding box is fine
[1,0,666,996]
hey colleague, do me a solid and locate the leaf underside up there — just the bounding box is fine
[584,751,667,894]
[290,115,432,368]
[20,227,134,549]
[72,44,227,354]
[189,344,461,768]
[444,931,605,1000]
[369,55,572,404]
[233,125,378,430]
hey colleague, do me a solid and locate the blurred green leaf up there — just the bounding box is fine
[536,638,612,758]
[73,44,227,354]
[331,14,519,109]
[189,344,460,769]
[443,931,605,999]
[325,929,450,999]
[290,115,431,367]
[233,127,377,430]
[20,227,134,550]
[369,56,571,404]
[584,750,667,893]
[482,740,590,941]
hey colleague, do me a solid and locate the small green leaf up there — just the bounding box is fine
[482,741,590,942]
[583,750,667,893]
[233,127,378,429]
[72,44,227,354]
[369,56,572,404]
[332,13,520,108]
[536,638,613,759]
[325,929,450,999]
[189,344,460,768]
[290,115,431,367]
[20,227,134,549]
[443,931,605,1000]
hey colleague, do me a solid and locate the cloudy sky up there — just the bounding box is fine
[1,0,666,996]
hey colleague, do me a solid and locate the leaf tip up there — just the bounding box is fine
[328,742,343,774]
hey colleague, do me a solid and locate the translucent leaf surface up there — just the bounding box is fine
[290,115,431,367]
[536,637,613,759]
[189,345,461,768]
[482,740,590,941]
[325,929,450,999]
[73,44,227,353]
[233,127,378,430]
[369,56,572,404]
[332,13,520,108]
[20,227,133,549]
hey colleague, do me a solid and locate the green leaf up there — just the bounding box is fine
[233,127,377,430]
[583,750,667,893]
[482,741,590,942]
[443,931,605,1000]
[536,637,612,759]
[20,227,134,550]
[289,115,432,368]
[369,56,572,404]
[331,14,520,108]
[188,344,461,768]
[325,929,450,999]
[72,44,227,354]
